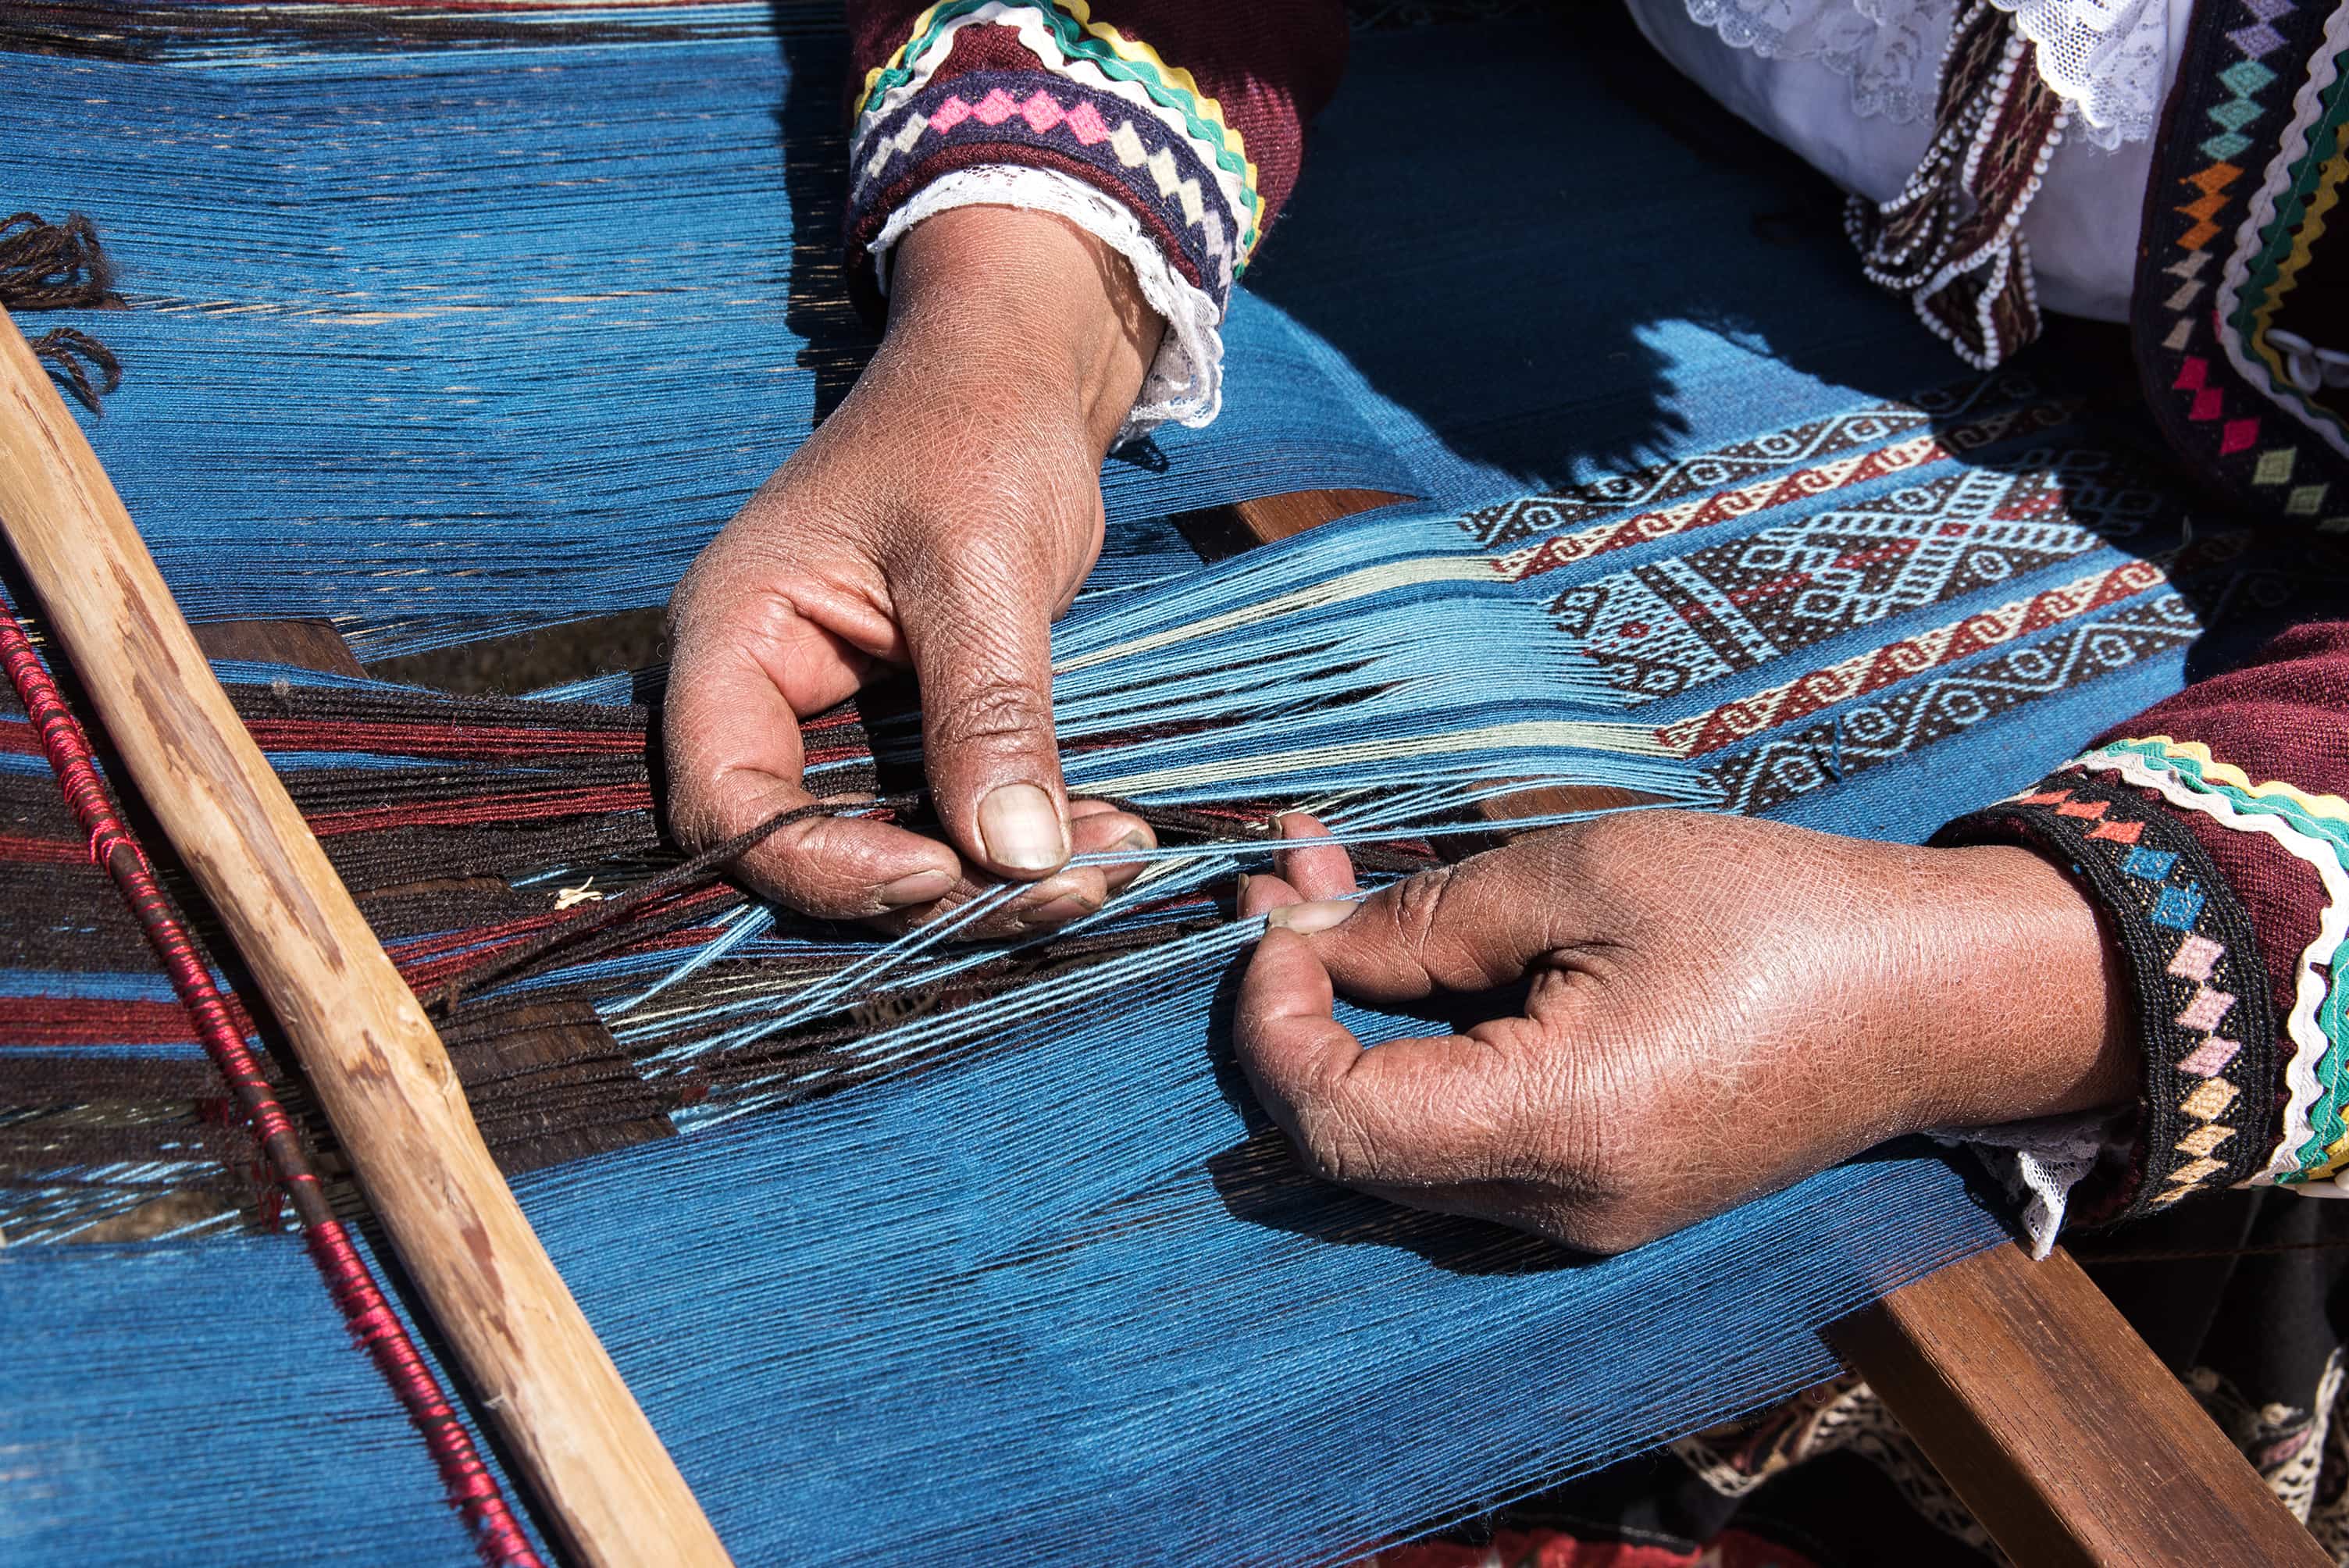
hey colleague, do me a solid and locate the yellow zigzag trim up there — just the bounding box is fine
[2116,736,2349,824]
[2252,133,2347,390]
[861,2,1258,202]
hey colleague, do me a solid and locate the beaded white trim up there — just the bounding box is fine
[1845,26,2066,369]
[868,164,1224,440]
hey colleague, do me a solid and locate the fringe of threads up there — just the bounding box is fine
[0,601,544,1568]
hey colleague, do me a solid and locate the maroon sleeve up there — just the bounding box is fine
[839,2,1347,315]
[1936,622,2349,1222]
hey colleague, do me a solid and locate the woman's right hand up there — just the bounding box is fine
[665,204,1166,934]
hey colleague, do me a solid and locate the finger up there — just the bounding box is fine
[1274,811,1357,900]
[1238,868,1303,920]
[665,610,961,919]
[1070,798,1154,900]
[1235,929,1515,1188]
[869,801,1158,937]
[1277,850,1567,1004]
[903,551,1074,883]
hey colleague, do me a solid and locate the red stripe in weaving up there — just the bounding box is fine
[0,830,104,864]
[306,784,652,837]
[241,718,646,760]
[0,608,544,1568]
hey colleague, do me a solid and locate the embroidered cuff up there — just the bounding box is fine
[848,6,1259,311]
[1934,772,2280,1222]
[2069,737,2349,1195]
[867,164,1224,438]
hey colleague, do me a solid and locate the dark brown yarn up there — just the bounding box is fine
[0,212,118,310]
[2,212,125,409]
[2070,1236,2349,1266]
[425,795,921,1013]
[28,327,121,411]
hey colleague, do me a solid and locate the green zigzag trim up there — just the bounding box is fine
[2087,738,2349,1178]
[2226,38,2349,443]
[857,0,1261,255]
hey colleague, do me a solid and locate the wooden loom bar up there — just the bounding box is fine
[1204,487,2328,1566]
[0,312,732,1566]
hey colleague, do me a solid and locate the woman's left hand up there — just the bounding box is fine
[1233,810,2135,1253]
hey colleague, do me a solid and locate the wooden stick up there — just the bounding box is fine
[0,311,731,1568]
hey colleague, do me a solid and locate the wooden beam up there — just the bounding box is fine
[0,309,731,1567]
[1830,1245,2329,1567]
[1204,487,2326,1566]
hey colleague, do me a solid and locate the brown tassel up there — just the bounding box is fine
[29,326,120,412]
[0,211,119,311]
[2,211,125,409]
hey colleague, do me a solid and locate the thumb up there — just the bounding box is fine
[904,547,1072,882]
[1271,848,1567,1003]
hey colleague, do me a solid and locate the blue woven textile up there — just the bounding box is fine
[0,7,2262,1564]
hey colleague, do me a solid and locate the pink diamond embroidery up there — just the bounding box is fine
[2176,986,2236,1033]
[2178,1038,2242,1078]
[1064,100,1110,144]
[1021,91,1064,133]
[2174,356,2208,391]
[2168,934,2224,982]
[2220,417,2261,454]
[2190,387,2226,422]
[971,87,1020,125]
[929,96,974,132]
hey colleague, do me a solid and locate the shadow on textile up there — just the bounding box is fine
[774,15,881,429]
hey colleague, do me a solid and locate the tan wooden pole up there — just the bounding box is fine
[0,309,732,1568]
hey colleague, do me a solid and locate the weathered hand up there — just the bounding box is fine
[1234,811,2134,1253]
[666,206,1166,933]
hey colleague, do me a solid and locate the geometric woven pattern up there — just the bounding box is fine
[1558,463,2165,702]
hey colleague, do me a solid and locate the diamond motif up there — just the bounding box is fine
[2168,934,2224,982]
[2176,985,2236,1032]
[2151,882,2210,930]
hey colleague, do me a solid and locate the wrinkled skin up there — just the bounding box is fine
[1234,811,2135,1253]
[665,205,1165,935]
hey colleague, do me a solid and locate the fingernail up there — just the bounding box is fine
[878,869,955,908]
[978,782,1068,872]
[1018,891,1101,927]
[1117,827,1155,854]
[1235,871,1253,904]
[1268,899,1356,934]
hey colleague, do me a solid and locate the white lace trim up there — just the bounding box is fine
[1934,1110,2119,1257]
[1990,0,2171,148]
[867,165,1224,442]
[1681,0,1946,123]
[1677,0,2172,148]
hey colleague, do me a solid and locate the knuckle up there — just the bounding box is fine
[1388,865,1460,956]
[931,675,1053,749]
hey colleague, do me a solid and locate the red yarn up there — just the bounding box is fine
[0,604,544,1568]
